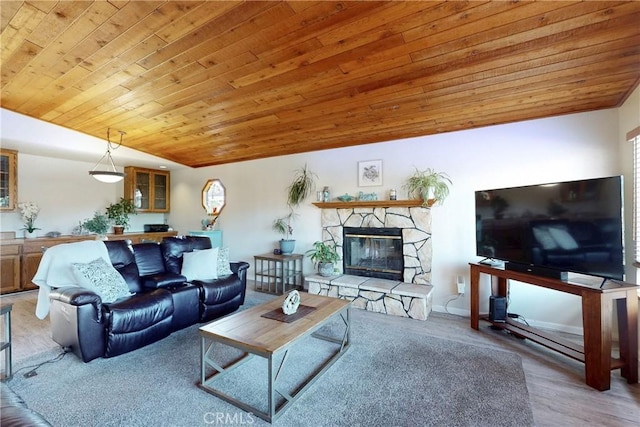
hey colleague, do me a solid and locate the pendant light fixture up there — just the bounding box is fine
[89,128,126,183]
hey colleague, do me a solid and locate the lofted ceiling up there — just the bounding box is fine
[2,1,639,168]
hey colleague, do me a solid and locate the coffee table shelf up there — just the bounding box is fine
[253,253,303,294]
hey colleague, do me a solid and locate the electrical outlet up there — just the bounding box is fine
[456,275,465,294]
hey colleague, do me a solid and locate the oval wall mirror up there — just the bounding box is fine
[202,179,226,215]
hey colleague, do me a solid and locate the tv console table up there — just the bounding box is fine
[469,263,638,391]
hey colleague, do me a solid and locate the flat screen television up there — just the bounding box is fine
[475,176,624,281]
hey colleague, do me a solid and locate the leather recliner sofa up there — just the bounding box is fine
[48,236,249,363]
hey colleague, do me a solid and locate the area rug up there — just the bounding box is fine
[9,303,534,427]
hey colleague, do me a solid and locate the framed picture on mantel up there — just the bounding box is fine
[358,159,382,187]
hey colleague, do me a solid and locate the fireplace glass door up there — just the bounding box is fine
[343,227,403,280]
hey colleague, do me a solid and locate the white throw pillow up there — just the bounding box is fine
[217,247,233,276]
[182,247,219,281]
[72,257,131,303]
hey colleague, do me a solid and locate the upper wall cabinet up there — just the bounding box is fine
[124,166,170,213]
[0,149,17,211]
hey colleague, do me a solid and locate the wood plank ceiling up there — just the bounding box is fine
[2,1,639,168]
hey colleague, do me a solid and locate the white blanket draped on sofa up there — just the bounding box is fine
[32,240,110,319]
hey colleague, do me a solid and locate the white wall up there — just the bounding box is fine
[0,153,167,235]
[2,104,632,335]
[618,85,640,283]
[170,108,622,334]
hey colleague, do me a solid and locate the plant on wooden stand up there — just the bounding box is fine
[272,212,296,254]
[402,167,452,207]
[305,241,340,277]
[273,164,317,254]
[106,198,137,234]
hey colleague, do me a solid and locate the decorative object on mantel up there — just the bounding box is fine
[337,193,355,202]
[403,167,452,207]
[45,231,61,238]
[282,290,301,315]
[313,200,426,209]
[82,211,110,239]
[358,191,378,201]
[106,198,137,234]
[305,241,340,277]
[322,186,330,202]
[89,128,126,183]
[273,164,317,255]
[358,159,383,187]
[18,201,40,238]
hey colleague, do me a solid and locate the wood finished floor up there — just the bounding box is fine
[1,287,638,426]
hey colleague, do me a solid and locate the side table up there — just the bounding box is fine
[253,253,303,294]
[0,302,13,381]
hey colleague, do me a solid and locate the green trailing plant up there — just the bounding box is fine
[272,213,295,240]
[82,211,110,235]
[286,164,317,208]
[305,241,340,265]
[105,197,137,229]
[402,167,452,207]
[272,164,317,240]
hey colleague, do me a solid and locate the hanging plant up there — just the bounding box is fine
[286,164,317,208]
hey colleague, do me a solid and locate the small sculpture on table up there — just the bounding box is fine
[282,290,301,315]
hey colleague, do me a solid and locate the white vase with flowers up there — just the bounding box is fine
[18,201,40,239]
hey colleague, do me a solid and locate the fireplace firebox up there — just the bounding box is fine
[343,227,403,281]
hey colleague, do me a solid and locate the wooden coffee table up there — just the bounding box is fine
[198,293,351,423]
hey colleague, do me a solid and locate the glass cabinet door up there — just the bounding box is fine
[153,173,167,210]
[135,170,150,210]
[0,149,17,210]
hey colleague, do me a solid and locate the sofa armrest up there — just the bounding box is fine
[49,286,106,362]
[230,261,250,276]
[49,286,103,320]
[141,272,187,290]
[230,261,250,304]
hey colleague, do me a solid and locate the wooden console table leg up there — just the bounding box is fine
[470,265,480,330]
[616,292,638,384]
[582,292,612,391]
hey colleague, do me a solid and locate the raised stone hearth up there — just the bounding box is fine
[306,274,433,321]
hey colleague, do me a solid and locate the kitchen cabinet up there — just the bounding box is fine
[0,244,21,293]
[0,149,17,211]
[1,231,178,295]
[124,166,170,213]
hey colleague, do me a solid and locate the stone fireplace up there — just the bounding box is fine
[307,202,434,320]
[319,205,432,284]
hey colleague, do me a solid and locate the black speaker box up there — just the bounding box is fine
[489,296,507,323]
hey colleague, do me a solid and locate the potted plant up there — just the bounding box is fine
[273,213,296,254]
[402,167,452,207]
[106,198,137,234]
[82,211,110,239]
[273,165,317,254]
[305,241,340,277]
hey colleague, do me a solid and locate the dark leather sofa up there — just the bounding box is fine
[1,382,51,427]
[49,236,249,363]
